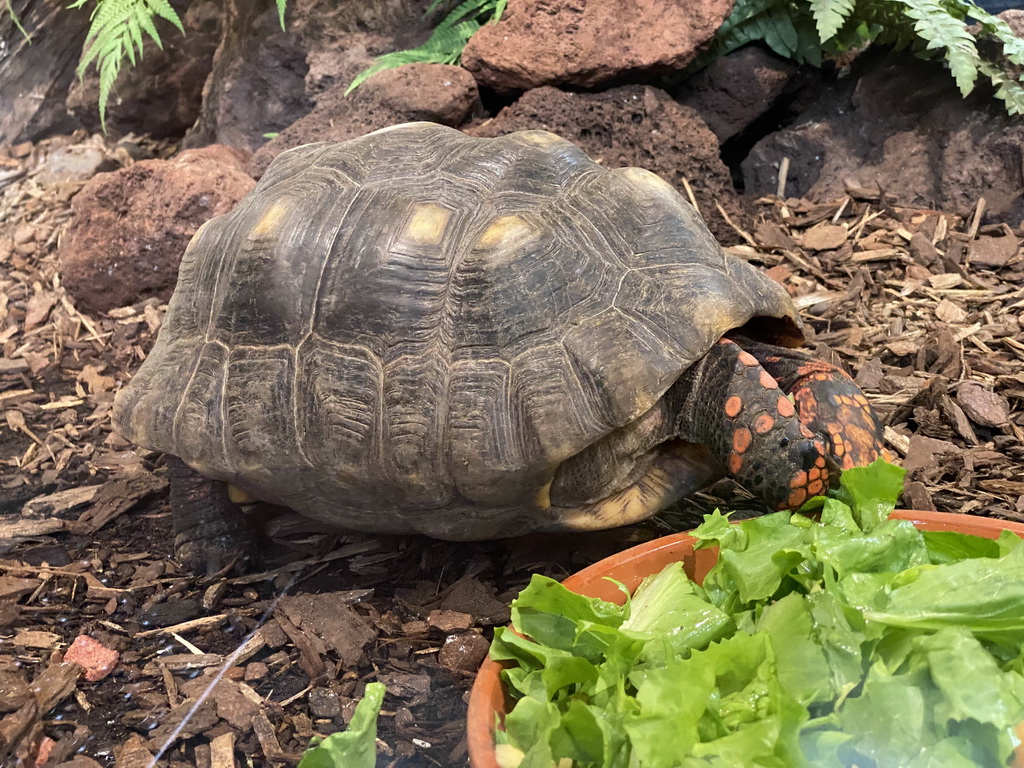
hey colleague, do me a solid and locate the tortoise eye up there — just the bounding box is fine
[779,436,790,447]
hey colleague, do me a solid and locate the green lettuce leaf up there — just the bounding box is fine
[297,682,385,768]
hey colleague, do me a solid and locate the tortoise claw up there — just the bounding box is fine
[167,455,260,576]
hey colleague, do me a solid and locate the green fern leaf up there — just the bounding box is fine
[125,12,143,62]
[144,0,183,34]
[808,0,855,41]
[760,8,802,58]
[977,59,1024,116]
[275,0,286,29]
[898,0,979,96]
[720,0,779,31]
[964,2,1024,67]
[4,0,31,39]
[994,79,1024,116]
[135,8,160,46]
[435,0,492,30]
[347,0,503,94]
[74,0,190,131]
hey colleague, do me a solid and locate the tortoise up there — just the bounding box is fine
[112,122,885,573]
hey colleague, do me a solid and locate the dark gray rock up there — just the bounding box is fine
[0,0,88,144]
[742,52,1024,224]
[675,46,799,143]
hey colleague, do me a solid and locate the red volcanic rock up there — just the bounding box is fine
[461,0,733,92]
[59,146,255,315]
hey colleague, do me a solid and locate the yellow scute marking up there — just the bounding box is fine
[250,200,291,238]
[519,130,563,145]
[475,214,534,251]
[401,203,451,245]
[621,167,677,200]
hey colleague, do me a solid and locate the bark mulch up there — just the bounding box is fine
[1,135,1022,768]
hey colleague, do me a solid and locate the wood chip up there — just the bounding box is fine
[929,273,963,290]
[76,470,168,532]
[0,576,41,600]
[903,435,961,472]
[21,485,101,518]
[799,223,848,251]
[935,299,968,324]
[13,629,60,649]
[968,235,1019,268]
[209,731,235,768]
[250,709,291,762]
[956,382,1010,427]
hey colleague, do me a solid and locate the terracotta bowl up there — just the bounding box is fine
[466,510,1024,768]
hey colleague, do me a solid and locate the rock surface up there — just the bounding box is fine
[462,0,733,91]
[676,46,800,143]
[0,0,89,144]
[182,0,311,152]
[249,63,479,176]
[743,53,1024,224]
[470,85,747,244]
[184,0,430,153]
[66,1,221,138]
[59,146,255,314]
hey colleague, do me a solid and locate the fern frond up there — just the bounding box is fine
[75,0,188,131]
[705,0,1022,115]
[145,0,184,33]
[3,0,31,40]
[897,0,979,95]
[435,0,493,29]
[808,0,855,41]
[977,59,1024,115]
[346,0,504,94]
[275,0,287,30]
[962,1,1024,67]
[993,79,1024,116]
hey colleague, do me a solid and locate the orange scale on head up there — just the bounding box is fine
[754,413,776,434]
[789,470,808,489]
[727,452,743,474]
[814,455,826,469]
[758,370,779,389]
[807,479,825,497]
[777,396,796,418]
[732,427,753,453]
[725,395,743,418]
[737,350,760,367]
[808,467,820,482]
[799,424,815,439]
[787,488,808,509]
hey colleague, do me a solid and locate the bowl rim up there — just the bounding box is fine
[466,509,1024,768]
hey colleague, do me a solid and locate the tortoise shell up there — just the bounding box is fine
[113,122,801,539]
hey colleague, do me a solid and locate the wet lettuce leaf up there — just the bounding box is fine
[491,459,1024,767]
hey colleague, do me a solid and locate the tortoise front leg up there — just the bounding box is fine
[166,456,259,574]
